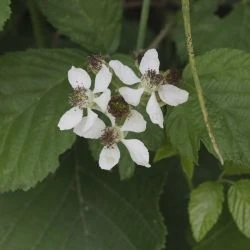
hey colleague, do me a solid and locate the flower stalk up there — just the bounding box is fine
[136,0,151,50]
[181,0,224,164]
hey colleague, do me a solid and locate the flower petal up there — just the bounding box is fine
[158,84,189,106]
[146,92,164,128]
[94,89,111,112]
[73,116,105,139]
[139,49,160,74]
[121,110,146,132]
[83,108,98,132]
[121,139,150,168]
[93,65,112,93]
[119,87,144,106]
[109,60,140,85]
[99,144,120,170]
[58,107,83,130]
[68,66,91,89]
[106,113,116,126]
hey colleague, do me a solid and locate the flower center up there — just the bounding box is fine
[87,55,106,74]
[100,127,123,147]
[69,87,89,109]
[108,95,130,119]
[141,70,164,93]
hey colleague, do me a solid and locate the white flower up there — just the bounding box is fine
[58,65,112,131]
[109,49,189,128]
[75,109,150,170]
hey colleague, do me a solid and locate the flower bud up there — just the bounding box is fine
[108,95,130,119]
[87,55,106,74]
[164,69,181,85]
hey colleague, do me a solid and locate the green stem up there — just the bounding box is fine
[136,0,151,50]
[147,21,172,49]
[26,0,45,48]
[218,179,235,185]
[181,0,224,165]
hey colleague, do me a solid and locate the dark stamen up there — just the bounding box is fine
[100,127,119,147]
[146,69,164,86]
[68,87,88,109]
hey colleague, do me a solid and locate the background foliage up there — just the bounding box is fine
[0,0,249,249]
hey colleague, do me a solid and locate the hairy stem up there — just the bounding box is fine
[181,0,224,164]
[26,0,46,48]
[136,0,151,50]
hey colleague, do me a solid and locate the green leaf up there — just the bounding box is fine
[193,210,250,250]
[167,49,250,165]
[175,1,250,61]
[36,0,122,53]
[224,162,250,176]
[133,107,165,151]
[166,99,202,163]
[0,49,86,192]
[228,180,250,238]
[180,156,194,189]
[0,146,167,250]
[189,182,224,241]
[0,0,11,31]
[88,139,102,161]
[118,143,135,180]
[153,138,177,163]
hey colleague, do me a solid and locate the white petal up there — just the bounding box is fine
[119,87,144,106]
[93,65,112,93]
[99,144,120,170]
[109,60,140,85]
[146,92,164,128]
[121,139,151,168]
[83,108,98,132]
[73,116,105,139]
[68,66,91,89]
[94,89,111,112]
[106,113,116,126]
[58,107,83,130]
[121,110,146,133]
[139,49,160,74]
[158,84,189,106]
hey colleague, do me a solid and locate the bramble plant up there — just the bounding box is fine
[0,0,250,249]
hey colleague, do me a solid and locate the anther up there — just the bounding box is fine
[69,87,88,109]
[100,127,121,147]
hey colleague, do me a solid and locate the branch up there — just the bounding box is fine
[181,0,224,165]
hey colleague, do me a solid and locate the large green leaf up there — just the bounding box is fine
[228,180,250,238]
[189,182,224,241]
[36,0,122,53]
[167,49,250,165]
[0,145,166,250]
[0,49,87,191]
[0,0,11,31]
[174,1,250,61]
[193,211,250,250]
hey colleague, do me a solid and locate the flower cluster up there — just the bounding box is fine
[58,49,189,170]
